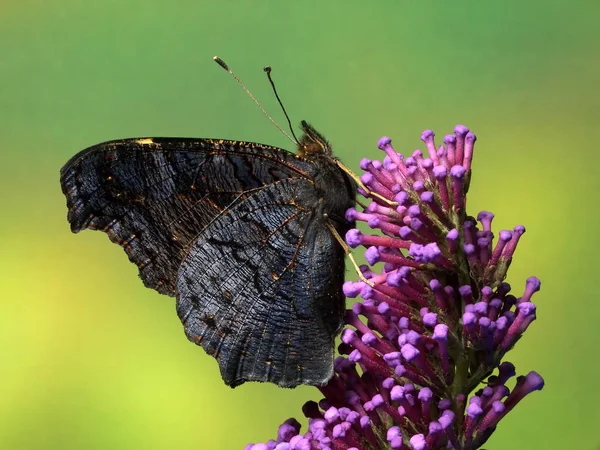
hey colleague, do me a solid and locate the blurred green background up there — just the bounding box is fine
[1,1,598,449]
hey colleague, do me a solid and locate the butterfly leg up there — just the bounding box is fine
[325,218,374,287]
[334,159,398,207]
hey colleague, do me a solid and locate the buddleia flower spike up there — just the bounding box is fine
[246,125,544,450]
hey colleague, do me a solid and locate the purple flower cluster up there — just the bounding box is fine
[246,125,544,450]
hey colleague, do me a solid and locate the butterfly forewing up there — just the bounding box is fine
[60,138,313,296]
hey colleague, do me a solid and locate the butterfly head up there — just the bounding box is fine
[297,120,332,158]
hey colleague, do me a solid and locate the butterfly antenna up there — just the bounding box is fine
[213,56,298,146]
[263,66,299,145]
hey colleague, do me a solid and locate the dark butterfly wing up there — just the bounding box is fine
[60,138,314,296]
[176,178,346,388]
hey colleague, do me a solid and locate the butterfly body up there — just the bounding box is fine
[60,122,357,387]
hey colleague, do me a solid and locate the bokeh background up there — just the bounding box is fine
[1,1,599,449]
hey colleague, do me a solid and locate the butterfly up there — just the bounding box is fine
[60,119,358,388]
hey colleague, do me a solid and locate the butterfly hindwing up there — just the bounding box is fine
[176,178,346,387]
[59,138,314,296]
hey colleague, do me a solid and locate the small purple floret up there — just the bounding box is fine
[443,134,456,145]
[345,229,362,248]
[342,281,363,298]
[365,246,380,265]
[378,136,392,149]
[421,130,435,141]
[433,165,447,178]
[450,165,466,178]
[409,434,427,450]
[454,125,469,136]
[447,229,459,240]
